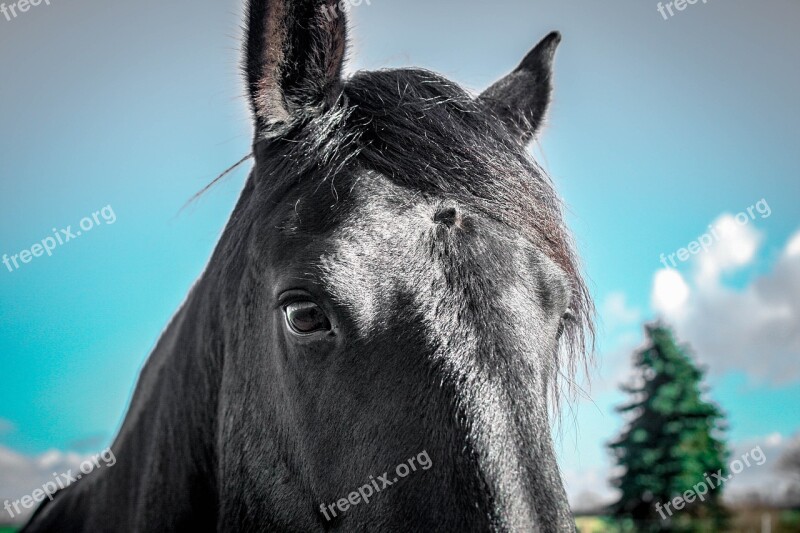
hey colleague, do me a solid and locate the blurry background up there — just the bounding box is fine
[1,0,798,529]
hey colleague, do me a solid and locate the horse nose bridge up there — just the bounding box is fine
[446,371,545,530]
[415,268,553,525]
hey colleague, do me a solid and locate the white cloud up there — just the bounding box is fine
[563,464,617,512]
[766,432,785,448]
[653,229,800,384]
[652,269,690,316]
[724,433,799,503]
[696,214,762,284]
[785,231,800,258]
[0,446,86,524]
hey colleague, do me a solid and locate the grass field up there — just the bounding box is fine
[575,515,617,532]
[576,509,800,532]
[0,527,17,533]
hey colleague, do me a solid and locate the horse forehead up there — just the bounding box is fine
[315,189,542,335]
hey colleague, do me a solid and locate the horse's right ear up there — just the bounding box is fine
[244,0,348,136]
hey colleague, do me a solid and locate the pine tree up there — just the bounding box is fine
[609,323,729,532]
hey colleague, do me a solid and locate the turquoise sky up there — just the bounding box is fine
[1,0,798,505]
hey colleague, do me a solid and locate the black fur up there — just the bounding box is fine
[23,1,592,531]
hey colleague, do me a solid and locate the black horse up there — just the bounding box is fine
[23,0,592,531]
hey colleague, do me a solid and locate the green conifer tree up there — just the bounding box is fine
[609,323,729,532]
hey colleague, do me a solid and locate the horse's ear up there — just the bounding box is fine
[478,32,561,145]
[244,0,348,136]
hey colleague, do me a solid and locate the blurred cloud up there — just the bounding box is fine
[602,292,641,332]
[697,214,763,283]
[786,232,800,257]
[652,229,800,384]
[725,432,799,503]
[0,446,88,524]
[652,269,690,317]
[563,464,617,513]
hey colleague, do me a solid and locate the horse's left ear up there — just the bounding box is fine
[478,32,561,145]
[244,0,348,136]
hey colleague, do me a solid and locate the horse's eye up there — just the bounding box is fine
[284,301,331,335]
[557,310,574,340]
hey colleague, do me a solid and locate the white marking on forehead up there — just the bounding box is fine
[313,184,564,349]
[314,198,428,335]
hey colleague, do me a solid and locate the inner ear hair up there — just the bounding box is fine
[244,0,349,135]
